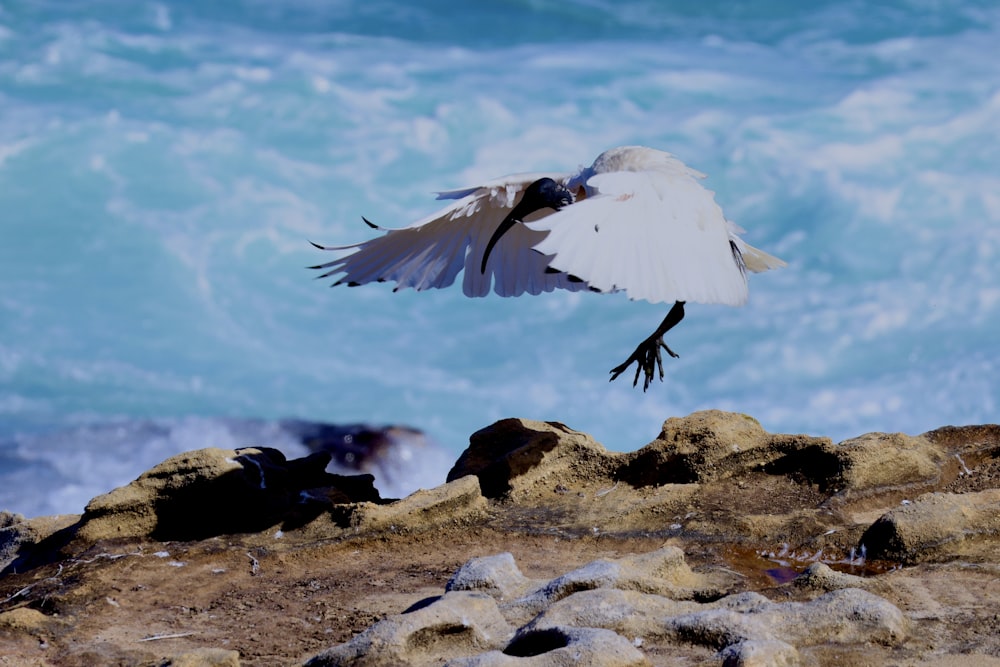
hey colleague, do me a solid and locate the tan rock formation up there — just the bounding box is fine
[1,411,999,666]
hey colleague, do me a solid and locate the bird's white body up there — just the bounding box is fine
[315,146,785,306]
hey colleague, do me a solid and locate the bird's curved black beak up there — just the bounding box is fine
[481,211,520,274]
[480,178,574,274]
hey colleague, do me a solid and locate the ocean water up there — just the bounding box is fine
[1,1,998,517]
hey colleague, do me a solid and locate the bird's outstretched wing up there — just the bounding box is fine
[524,170,752,306]
[312,173,593,298]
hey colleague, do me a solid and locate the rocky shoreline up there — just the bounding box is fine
[2,410,1000,666]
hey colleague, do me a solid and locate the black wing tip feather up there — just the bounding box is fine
[310,215,378,252]
[308,259,340,271]
[730,240,748,278]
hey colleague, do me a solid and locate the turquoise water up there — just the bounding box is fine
[2,1,998,515]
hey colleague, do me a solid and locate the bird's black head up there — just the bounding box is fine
[525,177,574,211]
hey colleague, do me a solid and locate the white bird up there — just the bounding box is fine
[312,146,786,390]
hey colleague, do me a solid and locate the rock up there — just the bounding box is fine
[623,411,825,486]
[77,447,380,542]
[523,588,701,638]
[446,626,649,667]
[307,547,711,665]
[1,511,30,572]
[307,549,906,667]
[503,545,715,624]
[305,591,511,667]
[524,583,907,655]
[834,432,945,496]
[447,419,614,500]
[0,510,24,530]
[159,648,241,666]
[346,475,486,533]
[614,546,709,593]
[4,411,1000,666]
[0,606,64,633]
[860,489,1000,563]
[793,562,887,594]
[446,553,533,600]
[666,588,907,650]
[1,512,79,575]
[719,639,800,667]
[923,424,1000,470]
[444,544,725,627]
[442,411,843,546]
[448,412,836,501]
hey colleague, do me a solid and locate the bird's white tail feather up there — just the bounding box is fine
[740,243,787,273]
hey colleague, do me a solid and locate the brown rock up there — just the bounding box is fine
[860,489,1000,563]
[719,639,800,667]
[623,411,823,485]
[524,577,906,654]
[1,511,78,573]
[835,432,946,495]
[523,588,702,638]
[159,647,241,666]
[348,475,486,534]
[500,545,725,625]
[0,606,63,633]
[446,552,532,600]
[77,447,379,542]
[307,549,906,667]
[793,562,887,594]
[305,591,512,666]
[665,587,907,649]
[447,419,614,500]
[3,412,1000,667]
[448,626,650,667]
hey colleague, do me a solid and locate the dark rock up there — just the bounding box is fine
[78,447,380,542]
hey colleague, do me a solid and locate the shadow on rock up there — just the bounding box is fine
[1,447,385,575]
[77,447,383,542]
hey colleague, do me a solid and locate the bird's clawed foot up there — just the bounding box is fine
[609,336,679,392]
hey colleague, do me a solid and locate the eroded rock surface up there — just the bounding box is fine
[449,626,650,667]
[305,591,512,667]
[305,548,906,666]
[1,410,998,666]
[445,412,1000,561]
[861,489,1000,563]
[447,545,727,627]
[78,446,380,542]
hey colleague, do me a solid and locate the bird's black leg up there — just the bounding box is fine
[609,301,685,391]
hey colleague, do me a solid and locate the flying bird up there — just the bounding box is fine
[311,146,786,390]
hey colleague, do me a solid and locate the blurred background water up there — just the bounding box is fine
[1,0,998,516]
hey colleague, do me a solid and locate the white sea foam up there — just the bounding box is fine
[0,1,997,516]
